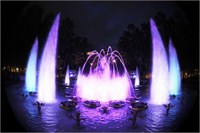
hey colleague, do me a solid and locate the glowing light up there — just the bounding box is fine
[38,14,60,103]
[150,19,169,105]
[76,47,133,102]
[135,67,140,87]
[169,39,181,95]
[87,52,91,55]
[65,65,70,85]
[25,38,38,92]
[16,67,19,72]
[76,67,81,86]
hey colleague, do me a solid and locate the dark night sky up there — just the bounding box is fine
[2,1,199,69]
[30,1,183,49]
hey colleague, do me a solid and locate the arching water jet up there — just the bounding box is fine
[150,19,169,105]
[169,39,181,95]
[38,14,60,103]
[25,38,38,92]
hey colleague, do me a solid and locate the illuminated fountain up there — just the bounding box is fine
[38,14,60,103]
[135,67,140,87]
[64,65,70,85]
[76,67,81,86]
[76,47,133,102]
[169,39,181,95]
[25,38,38,92]
[150,19,169,105]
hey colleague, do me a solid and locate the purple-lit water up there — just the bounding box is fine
[169,39,181,95]
[25,38,38,92]
[6,81,197,132]
[6,15,196,131]
[150,19,169,105]
[38,14,60,103]
[76,47,133,102]
[135,67,140,87]
[64,65,70,85]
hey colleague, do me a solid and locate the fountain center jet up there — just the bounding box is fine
[38,14,60,103]
[76,47,133,102]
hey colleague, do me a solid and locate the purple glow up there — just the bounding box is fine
[150,19,169,105]
[25,38,38,92]
[64,65,70,85]
[76,47,133,102]
[38,14,60,103]
[135,67,140,87]
[169,39,181,95]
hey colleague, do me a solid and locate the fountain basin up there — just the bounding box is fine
[129,102,148,111]
[60,101,79,110]
[109,100,125,108]
[83,100,101,108]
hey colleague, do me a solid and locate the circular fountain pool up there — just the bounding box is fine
[4,82,198,132]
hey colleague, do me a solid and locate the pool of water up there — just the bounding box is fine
[5,82,198,132]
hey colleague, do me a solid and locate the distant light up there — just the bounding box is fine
[113,59,116,63]
[145,75,149,79]
[3,67,6,70]
[90,63,93,66]
[87,52,91,55]
[16,67,19,73]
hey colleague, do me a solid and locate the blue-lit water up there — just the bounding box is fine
[169,39,181,95]
[6,80,197,132]
[25,38,38,92]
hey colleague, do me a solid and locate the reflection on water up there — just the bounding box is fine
[6,83,197,132]
[145,105,171,132]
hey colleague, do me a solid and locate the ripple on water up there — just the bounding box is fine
[5,83,198,132]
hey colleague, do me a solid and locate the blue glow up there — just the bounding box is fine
[65,65,70,85]
[135,67,140,87]
[169,39,181,95]
[38,14,60,103]
[76,67,81,86]
[25,38,38,92]
[150,19,169,105]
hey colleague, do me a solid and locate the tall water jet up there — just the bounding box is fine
[64,65,70,85]
[25,38,38,92]
[135,67,140,87]
[38,14,60,103]
[169,39,181,95]
[76,47,133,102]
[76,67,81,86]
[150,19,169,105]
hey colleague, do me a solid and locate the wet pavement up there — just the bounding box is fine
[5,82,198,132]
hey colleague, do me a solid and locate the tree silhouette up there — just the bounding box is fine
[117,11,195,77]
[118,23,151,77]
